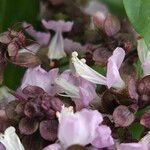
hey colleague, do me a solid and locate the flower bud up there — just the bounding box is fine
[93,11,107,29]
[140,112,150,128]
[104,14,121,37]
[93,47,112,65]
[137,75,150,104]
[39,119,58,141]
[24,102,42,118]
[10,52,41,68]
[113,105,135,127]
[7,42,18,57]
[19,117,39,135]
[137,75,150,96]
[100,91,119,114]
[0,32,11,44]
[5,101,21,122]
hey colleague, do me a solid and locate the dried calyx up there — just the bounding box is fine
[5,85,63,142]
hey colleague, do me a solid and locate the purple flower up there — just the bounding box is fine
[43,143,61,150]
[55,70,98,110]
[21,66,59,96]
[118,132,150,150]
[91,125,114,148]
[23,22,50,46]
[43,106,114,149]
[138,38,150,76]
[64,38,84,53]
[71,47,125,89]
[42,20,73,59]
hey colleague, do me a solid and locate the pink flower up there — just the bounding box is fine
[71,47,125,89]
[118,132,150,150]
[44,106,114,149]
[21,66,59,96]
[23,22,50,46]
[42,20,73,59]
[55,70,98,110]
[43,144,61,150]
[64,38,84,53]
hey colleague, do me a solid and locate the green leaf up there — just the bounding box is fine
[133,59,143,79]
[0,0,39,89]
[100,0,126,17]
[3,63,26,89]
[0,0,39,32]
[123,0,150,49]
[136,105,150,117]
[128,122,145,140]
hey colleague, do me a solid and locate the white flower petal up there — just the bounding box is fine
[71,52,107,85]
[0,127,25,150]
[106,47,125,89]
[48,31,66,59]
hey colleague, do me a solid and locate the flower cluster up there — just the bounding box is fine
[0,0,150,150]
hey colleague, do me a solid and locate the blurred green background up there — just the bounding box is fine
[0,0,39,89]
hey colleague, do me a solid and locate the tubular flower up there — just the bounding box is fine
[0,126,25,150]
[44,106,114,149]
[42,20,73,60]
[71,47,125,89]
[21,66,59,96]
[55,70,98,110]
[137,38,150,76]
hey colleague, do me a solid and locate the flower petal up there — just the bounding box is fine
[48,31,66,59]
[138,38,150,76]
[21,66,59,95]
[58,107,103,148]
[118,143,145,150]
[106,47,125,89]
[0,126,25,150]
[71,52,106,85]
[42,20,73,32]
[43,143,61,150]
[91,125,114,148]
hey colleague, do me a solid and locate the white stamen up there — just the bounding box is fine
[71,51,107,85]
[56,105,74,122]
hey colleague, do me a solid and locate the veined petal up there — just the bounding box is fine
[58,106,103,148]
[92,125,114,148]
[48,31,66,59]
[0,126,25,150]
[106,47,125,89]
[71,52,107,85]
